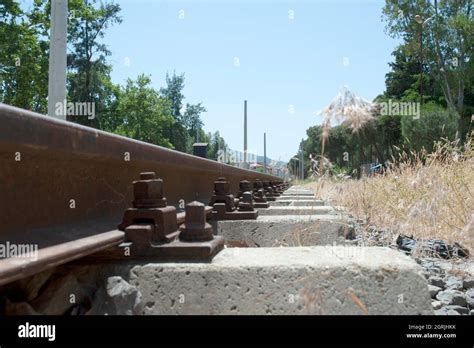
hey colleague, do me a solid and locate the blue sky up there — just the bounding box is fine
[103,0,399,161]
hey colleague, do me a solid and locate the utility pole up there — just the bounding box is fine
[243,100,248,169]
[263,132,267,174]
[299,139,304,180]
[291,157,298,181]
[47,0,68,120]
[419,23,423,107]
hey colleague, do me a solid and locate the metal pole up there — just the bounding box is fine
[263,132,267,174]
[47,0,68,120]
[419,26,423,106]
[300,140,304,180]
[244,100,247,168]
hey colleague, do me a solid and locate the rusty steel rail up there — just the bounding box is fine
[0,103,282,286]
[0,230,125,286]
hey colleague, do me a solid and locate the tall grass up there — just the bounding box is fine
[304,136,474,255]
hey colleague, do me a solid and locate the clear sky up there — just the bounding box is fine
[101,0,400,162]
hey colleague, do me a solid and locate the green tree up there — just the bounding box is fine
[159,72,188,151]
[0,0,49,112]
[0,0,122,123]
[401,104,460,152]
[207,131,228,161]
[160,72,209,152]
[383,44,445,104]
[183,103,206,142]
[67,0,122,128]
[383,0,473,116]
[104,74,174,148]
[384,45,419,100]
[375,113,403,160]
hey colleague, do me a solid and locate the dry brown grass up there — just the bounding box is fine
[304,136,474,255]
[269,219,323,247]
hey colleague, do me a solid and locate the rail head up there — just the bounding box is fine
[0,103,281,179]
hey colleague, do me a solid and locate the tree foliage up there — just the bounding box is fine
[67,0,122,128]
[102,74,174,148]
[401,103,460,152]
[383,0,473,116]
[1,0,226,157]
[0,0,49,112]
[160,72,208,151]
[293,0,473,179]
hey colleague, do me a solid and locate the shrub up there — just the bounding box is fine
[401,104,459,153]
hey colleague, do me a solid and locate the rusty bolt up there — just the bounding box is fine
[133,171,167,208]
[213,177,231,196]
[262,181,273,194]
[271,181,282,193]
[254,179,263,190]
[179,201,214,242]
[254,187,267,203]
[238,192,254,211]
[239,180,253,192]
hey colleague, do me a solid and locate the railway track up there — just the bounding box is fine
[0,104,435,317]
[0,103,284,286]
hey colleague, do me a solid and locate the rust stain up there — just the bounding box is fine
[347,288,368,315]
